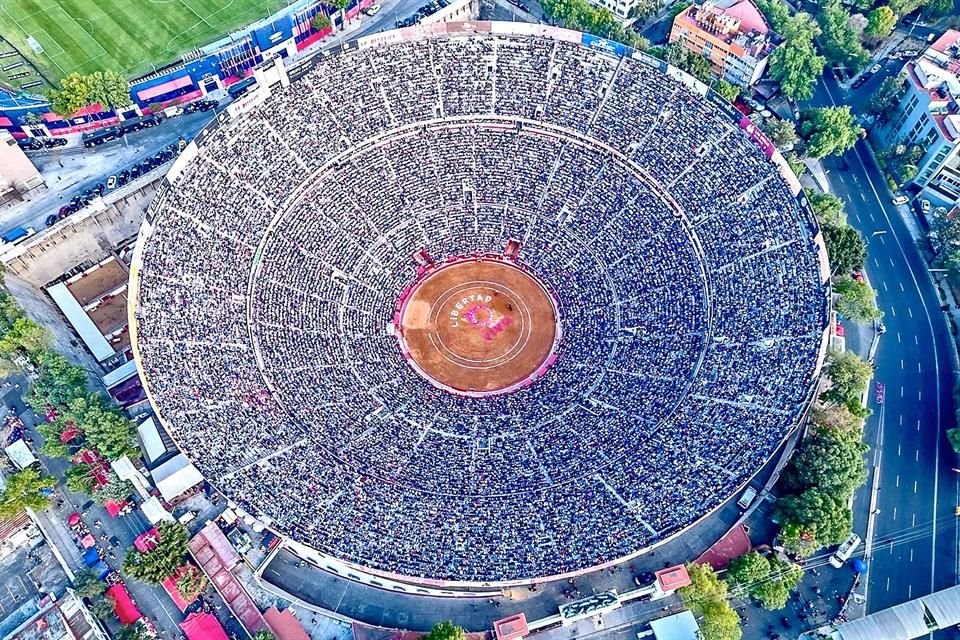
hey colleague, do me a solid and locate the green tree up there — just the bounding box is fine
[775,488,853,555]
[923,0,953,17]
[753,556,804,609]
[0,468,55,518]
[26,351,89,412]
[0,318,50,357]
[800,106,863,158]
[122,522,190,585]
[92,472,135,505]
[866,75,905,118]
[763,119,798,148]
[679,563,741,640]
[88,71,131,110]
[809,404,864,438]
[715,80,740,102]
[755,0,791,31]
[727,551,804,610]
[782,427,868,497]
[806,189,846,227]
[327,0,350,29]
[947,427,960,453]
[116,623,150,639]
[820,348,872,410]
[818,0,869,71]
[47,73,93,118]
[65,463,96,495]
[312,12,331,30]
[880,142,923,185]
[89,594,115,619]
[666,42,713,82]
[864,6,897,40]
[822,225,866,275]
[175,565,209,602]
[698,600,742,640]
[833,275,883,322]
[768,13,826,102]
[72,569,105,599]
[61,395,138,460]
[422,622,466,640]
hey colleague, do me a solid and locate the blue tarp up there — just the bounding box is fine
[93,560,110,580]
[83,547,101,567]
[852,558,868,573]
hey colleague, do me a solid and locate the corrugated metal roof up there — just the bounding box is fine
[924,584,960,628]
[837,585,960,640]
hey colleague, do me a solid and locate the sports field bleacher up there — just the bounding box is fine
[0,0,290,81]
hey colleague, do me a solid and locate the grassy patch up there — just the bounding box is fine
[0,0,292,82]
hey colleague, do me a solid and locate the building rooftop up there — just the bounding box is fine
[675,0,774,58]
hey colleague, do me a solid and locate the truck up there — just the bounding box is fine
[737,486,758,510]
[162,105,183,118]
[1,227,35,245]
[829,533,862,568]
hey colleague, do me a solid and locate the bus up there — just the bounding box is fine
[1,227,36,246]
[829,533,861,568]
[227,76,257,99]
[82,126,121,147]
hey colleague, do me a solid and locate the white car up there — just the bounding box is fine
[891,195,908,205]
[870,63,882,74]
[365,4,381,14]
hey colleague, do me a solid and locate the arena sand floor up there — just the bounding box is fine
[0,0,292,82]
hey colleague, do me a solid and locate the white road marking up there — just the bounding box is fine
[891,307,897,317]
[896,475,900,487]
[897,332,901,343]
[900,359,904,370]
[916,450,920,463]
[908,307,914,318]
[910,548,914,562]
[915,479,919,492]
[883,281,889,292]
[899,281,905,291]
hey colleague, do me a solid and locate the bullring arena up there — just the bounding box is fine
[129,22,832,585]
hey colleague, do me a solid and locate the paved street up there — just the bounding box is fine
[806,71,959,622]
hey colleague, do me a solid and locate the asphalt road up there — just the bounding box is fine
[807,71,959,617]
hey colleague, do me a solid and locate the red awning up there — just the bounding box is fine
[106,584,142,625]
[137,76,193,101]
[180,612,229,640]
[104,499,126,517]
[161,568,197,612]
[134,528,159,552]
[0,117,13,127]
[80,534,96,548]
[67,512,81,526]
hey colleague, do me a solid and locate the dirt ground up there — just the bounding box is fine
[398,260,558,393]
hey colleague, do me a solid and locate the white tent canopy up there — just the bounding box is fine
[4,440,36,470]
[837,585,960,640]
[150,453,203,502]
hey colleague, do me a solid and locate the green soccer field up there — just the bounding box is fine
[0,0,292,84]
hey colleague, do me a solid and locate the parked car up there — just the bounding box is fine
[852,76,868,89]
[58,205,73,218]
[869,63,882,74]
[106,175,118,190]
[891,195,908,205]
[16,138,43,151]
[44,214,59,227]
[364,3,382,14]
[921,199,931,213]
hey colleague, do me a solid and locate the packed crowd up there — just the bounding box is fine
[133,29,829,582]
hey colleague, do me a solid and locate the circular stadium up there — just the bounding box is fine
[129,23,831,585]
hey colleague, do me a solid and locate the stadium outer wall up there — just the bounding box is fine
[126,21,834,591]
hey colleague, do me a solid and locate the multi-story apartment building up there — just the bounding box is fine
[877,30,960,206]
[668,0,778,87]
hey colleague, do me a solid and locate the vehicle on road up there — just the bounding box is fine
[829,532,862,568]
[162,105,184,118]
[227,76,258,99]
[852,76,868,89]
[891,195,908,205]
[107,175,118,190]
[16,138,43,151]
[737,486,758,509]
[364,3,382,14]
[82,127,121,147]
[44,214,58,227]
[40,137,67,148]
[184,99,218,113]
[921,199,931,214]
[870,63,882,74]
[1,227,35,245]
